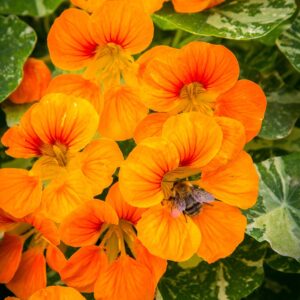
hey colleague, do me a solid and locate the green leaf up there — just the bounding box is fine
[0,0,65,17]
[265,251,300,274]
[277,13,300,72]
[153,0,296,40]
[0,15,36,103]
[246,153,300,261]
[158,237,266,300]
[259,89,300,140]
[1,101,32,127]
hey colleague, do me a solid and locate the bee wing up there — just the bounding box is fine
[193,189,214,203]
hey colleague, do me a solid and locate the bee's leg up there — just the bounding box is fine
[183,212,188,223]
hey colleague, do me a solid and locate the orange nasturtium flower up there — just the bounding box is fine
[0,210,63,299]
[48,1,154,86]
[141,41,266,141]
[0,93,123,221]
[119,113,258,263]
[9,58,51,104]
[59,183,167,300]
[172,0,225,13]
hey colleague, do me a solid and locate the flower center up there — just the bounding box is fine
[40,142,68,167]
[84,43,134,86]
[179,82,216,115]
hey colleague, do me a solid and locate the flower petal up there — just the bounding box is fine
[90,1,154,54]
[193,201,246,263]
[200,151,259,209]
[31,93,99,153]
[29,286,86,300]
[60,246,107,293]
[0,169,42,218]
[215,79,267,142]
[137,206,201,261]
[60,200,118,247]
[162,112,223,169]
[0,234,23,283]
[94,255,155,300]
[46,244,67,273]
[7,247,46,300]
[119,137,180,207]
[133,113,170,144]
[99,85,148,141]
[106,183,145,225]
[48,8,97,70]
[46,74,103,116]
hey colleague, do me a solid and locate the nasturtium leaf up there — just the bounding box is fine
[158,237,266,300]
[246,153,300,261]
[0,15,36,103]
[259,89,300,140]
[265,251,300,274]
[153,0,296,40]
[1,101,32,127]
[0,0,65,17]
[277,13,300,72]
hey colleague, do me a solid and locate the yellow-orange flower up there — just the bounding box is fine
[48,2,153,86]
[141,41,266,141]
[59,183,167,299]
[119,112,258,262]
[0,93,123,221]
[9,58,51,104]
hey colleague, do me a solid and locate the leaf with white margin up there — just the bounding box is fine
[265,251,300,274]
[246,153,300,261]
[0,15,36,102]
[158,237,266,300]
[153,0,296,40]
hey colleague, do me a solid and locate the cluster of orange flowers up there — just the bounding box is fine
[0,0,267,299]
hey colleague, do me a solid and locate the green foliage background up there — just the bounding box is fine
[0,0,299,299]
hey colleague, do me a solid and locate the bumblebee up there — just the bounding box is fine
[171,182,214,217]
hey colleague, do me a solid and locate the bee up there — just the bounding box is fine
[171,182,214,217]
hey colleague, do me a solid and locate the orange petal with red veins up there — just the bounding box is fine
[90,1,154,54]
[106,183,145,224]
[193,201,246,263]
[1,107,42,158]
[29,286,86,300]
[23,214,59,246]
[200,151,259,209]
[41,170,94,223]
[133,238,167,286]
[61,246,107,293]
[172,0,223,13]
[0,168,42,218]
[46,244,67,273]
[46,74,103,116]
[133,113,170,144]
[74,139,123,195]
[0,234,24,283]
[137,46,177,79]
[143,0,165,13]
[162,112,223,169]
[119,137,180,207]
[9,58,51,104]
[94,255,155,300]
[0,209,18,231]
[99,85,148,141]
[215,79,267,142]
[48,8,97,70]
[7,247,46,300]
[203,117,246,172]
[31,93,99,153]
[137,206,201,261]
[60,200,118,247]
